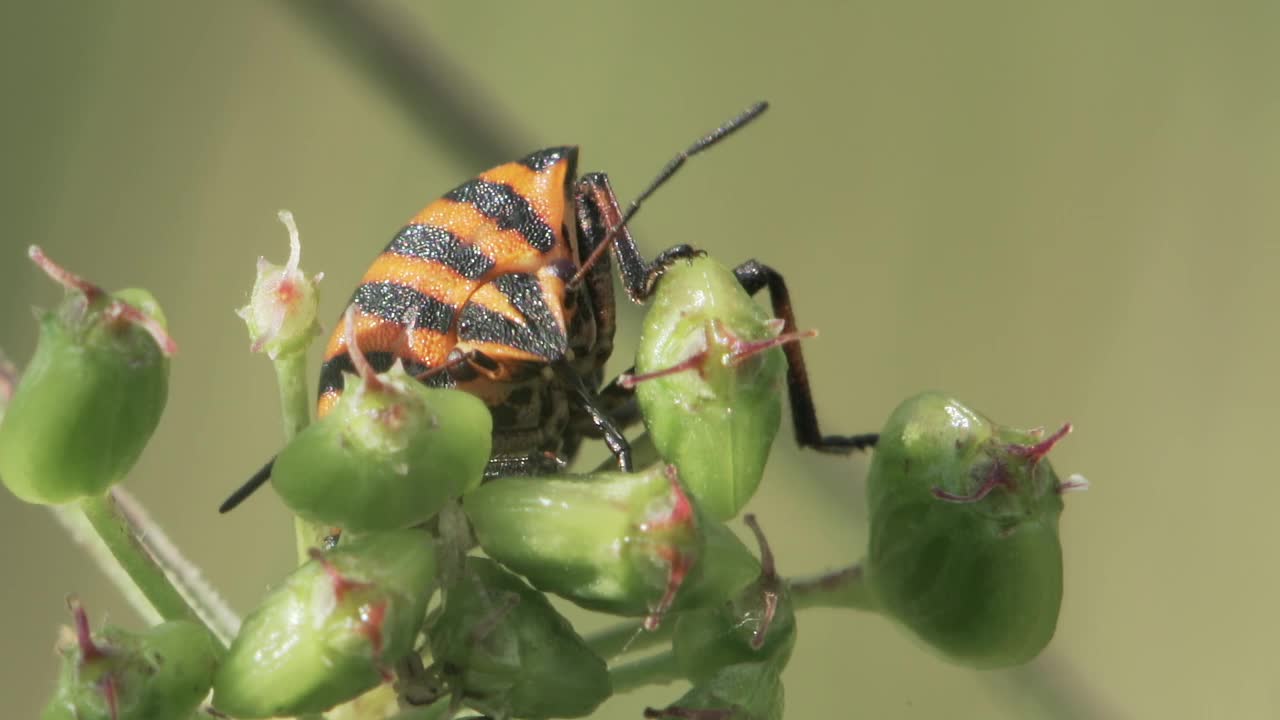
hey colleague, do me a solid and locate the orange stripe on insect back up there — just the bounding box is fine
[361,254,476,309]
[322,311,452,368]
[481,161,573,239]
[466,282,523,323]
[410,199,558,275]
[456,339,545,366]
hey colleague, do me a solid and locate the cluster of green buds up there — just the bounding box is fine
[7,219,1088,719]
[0,247,174,505]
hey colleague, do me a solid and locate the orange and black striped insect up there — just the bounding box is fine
[220,101,875,514]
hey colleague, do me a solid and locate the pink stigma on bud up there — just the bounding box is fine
[67,596,105,662]
[642,466,697,631]
[28,246,104,301]
[1009,423,1073,462]
[309,548,373,604]
[104,299,179,357]
[341,305,386,393]
[932,464,1012,504]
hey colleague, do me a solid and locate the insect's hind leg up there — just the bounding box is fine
[733,259,879,453]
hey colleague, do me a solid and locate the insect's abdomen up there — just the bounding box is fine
[317,147,579,417]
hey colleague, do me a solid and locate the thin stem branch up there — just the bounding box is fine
[77,493,212,634]
[49,502,161,626]
[282,0,529,169]
[789,563,878,613]
[113,487,241,643]
[586,617,675,660]
[609,650,684,696]
[270,349,327,562]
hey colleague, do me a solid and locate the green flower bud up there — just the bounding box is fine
[464,464,759,627]
[0,248,174,505]
[673,515,796,684]
[864,392,1087,669]
[645,658,786,720]
[270,309,492,532]
[42,599,221,720]
[236,210,324,360]
[628,256,810,521]
[427,556,610,719]
[212,529,437,717]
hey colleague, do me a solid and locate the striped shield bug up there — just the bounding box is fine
[221,101,874,514]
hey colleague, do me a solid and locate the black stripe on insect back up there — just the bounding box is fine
[444,179,556,253]
[352,281,455,333]
[386,224,495,280]
[317,351,447,398]
[518,146,575,172]
[458,273,567,361]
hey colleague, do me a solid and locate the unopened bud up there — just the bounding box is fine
[0,248,172,505]
[212,529,437,717]
[630,256,802,520]
[865,392,1083,668]
[427,557,610,718]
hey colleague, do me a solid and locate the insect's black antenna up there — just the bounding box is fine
[569,101,769,289]
[219,458,275,514]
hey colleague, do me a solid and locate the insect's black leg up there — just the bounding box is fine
[574,173,701,303]
[554,360,633,471]
[219,457,275,513]
[734,259,879,453]
[569,368,643,439]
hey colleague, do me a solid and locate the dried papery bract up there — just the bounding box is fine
[0,248,173,505]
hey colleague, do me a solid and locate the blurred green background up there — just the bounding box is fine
[2,2,1277,718]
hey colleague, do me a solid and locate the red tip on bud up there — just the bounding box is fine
[307,548,373,604]
[622,318,815,390]
[104,298,179,357]
[1009,423,1072,462]
[741,514,780,650]
[932,465,1011,504]
[28,246,179,356]
[29,246,104,301]
[642,467,698,631]
[67,596,105,663]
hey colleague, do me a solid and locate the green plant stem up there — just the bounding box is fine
[77,492,209,630]
[586,617,676,660]
[274,350,312,439]
[272,350,327,562]
[609,650,684,696]
[790,562,878,613]
[50,502,161,626]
